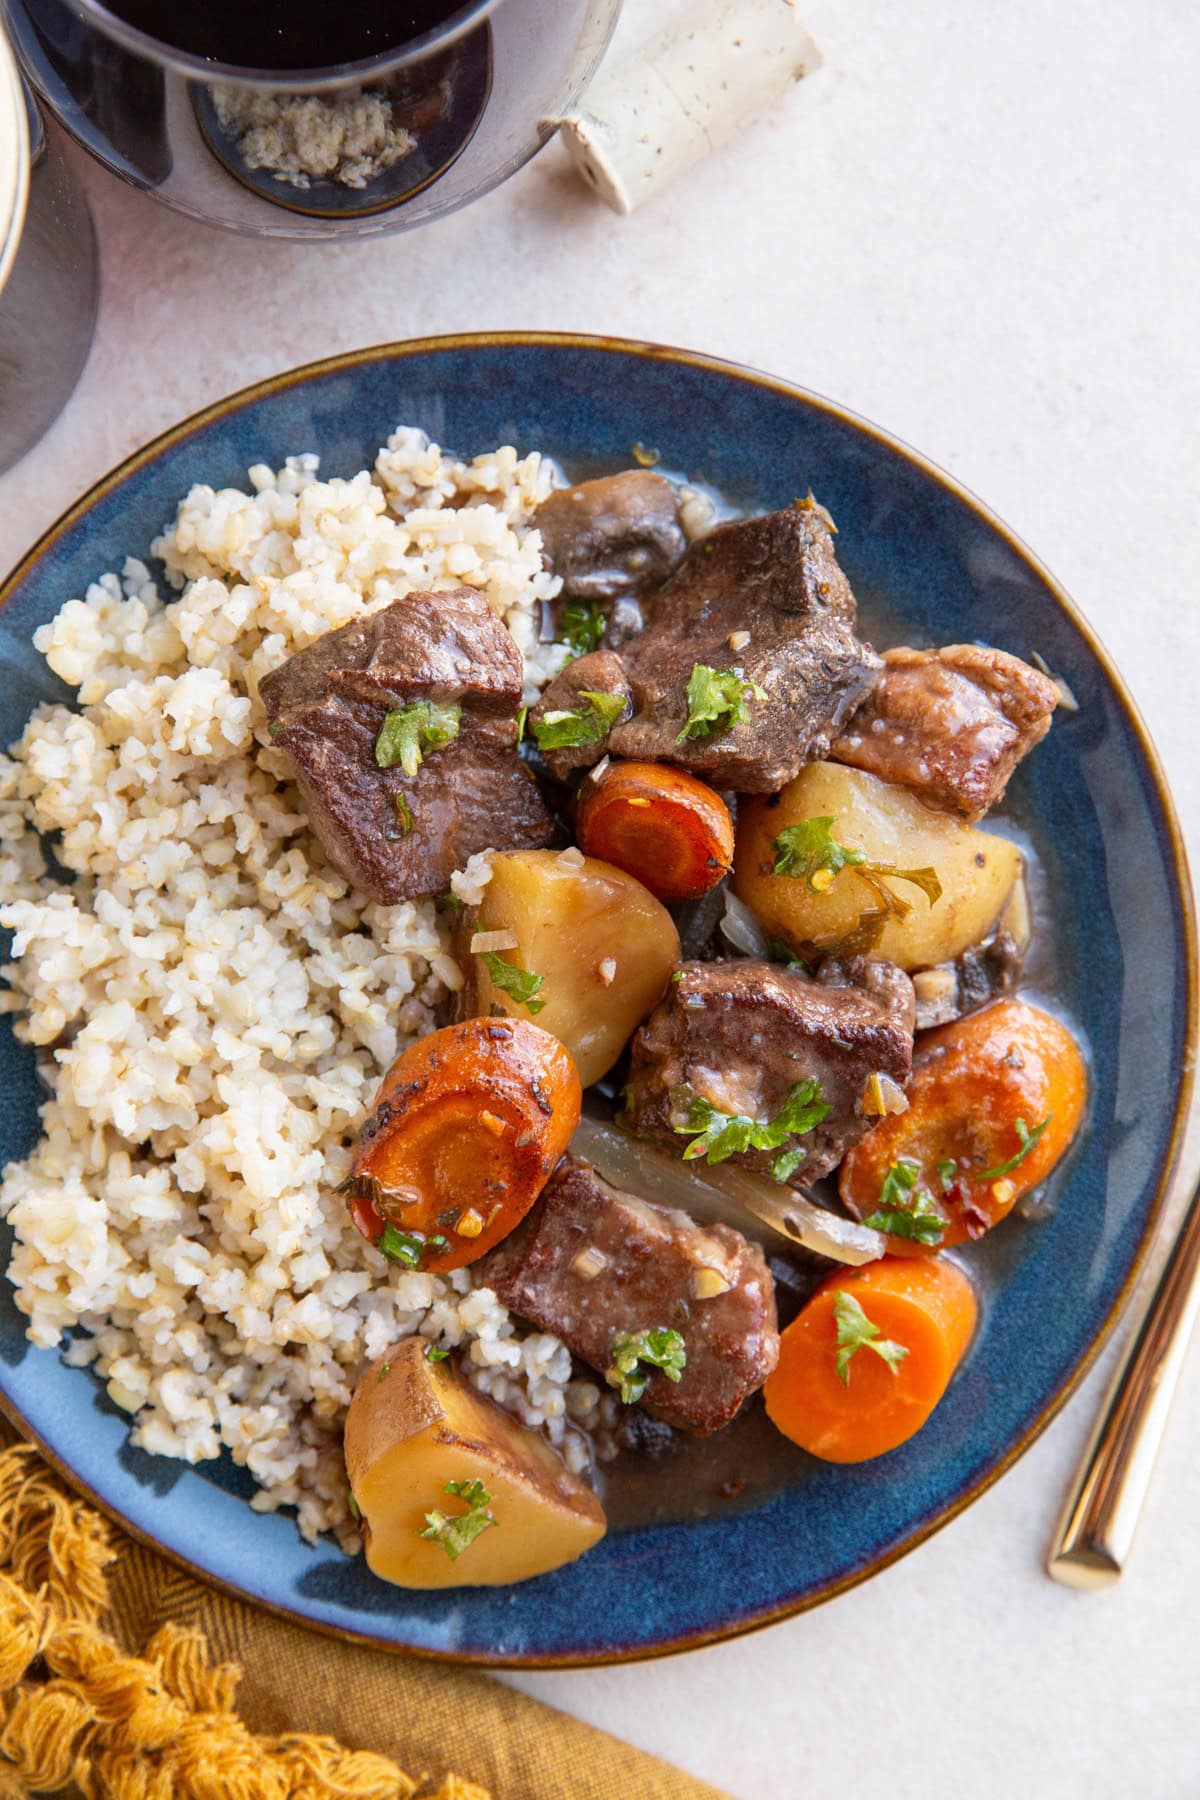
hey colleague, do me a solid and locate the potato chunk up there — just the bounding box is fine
[734,763,1020,972]
[458,848,680,1085]
[345,1338,605,1589]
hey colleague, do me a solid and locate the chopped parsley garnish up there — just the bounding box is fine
[515,704,528,743]
[677,664,766,743]
[374,700,462,776]
[832,1290,909,1385]
[769,812,942,961]
[377,1362,391,1383]
[377,1225,448,1269]
[347,1489,361,1521]
[979,1116,1052,1180]
[767,936,810,970]
[672,1078,830,1169]
[481,950,546,1015]
[861,1158,947,1246]
[418,1478,497,1561]
[390,791,415,836]
[561,599,606,659]
[937,1158,958,1192]
[771,816,867,889]
[532,690,627,751]
[425,1344,449,1363]
[607,1327,687,1405]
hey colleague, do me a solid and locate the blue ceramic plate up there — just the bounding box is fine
[0,336,1194,1664]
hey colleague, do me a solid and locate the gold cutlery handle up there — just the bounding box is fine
[1048,1170,1200,1587]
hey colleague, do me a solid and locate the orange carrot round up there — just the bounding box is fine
[346,1018,581,1272]
[764,1257,977,1462]
[575,760,734,903]
[840,999,1087,1252]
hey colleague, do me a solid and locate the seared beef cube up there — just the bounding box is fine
[611,501,881,791]
[483,1155,779,1435]
[260,589,553,902]
[624,957,914,1183]
[830,645,1058,822]
[909,929,1023,1031]
[528,649,632,779]
[535,471,687,603]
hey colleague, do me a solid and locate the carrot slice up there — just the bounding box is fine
[346,1018,581,1272]
[839,999,1087,1252]
[575,760,734,902]
[764,1257,977,1462]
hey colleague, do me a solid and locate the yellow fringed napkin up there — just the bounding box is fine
[0,1422,731,1800]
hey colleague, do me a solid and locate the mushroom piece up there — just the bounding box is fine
[535,470,688,604]
[910,929,1023,1031]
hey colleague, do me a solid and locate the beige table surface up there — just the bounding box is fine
[2,2,1198,1795]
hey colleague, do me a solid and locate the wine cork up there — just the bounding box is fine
[548,0,823,216]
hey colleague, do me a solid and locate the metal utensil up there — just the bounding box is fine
[1049,1161,1200,1587]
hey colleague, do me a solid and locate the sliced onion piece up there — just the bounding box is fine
[571,1112,885,1267]
[997,867,1032,953]
[469,928,519,954]
[719,889,771,960]
[698,1159,887,1266]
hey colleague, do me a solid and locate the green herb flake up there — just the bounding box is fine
[606,1327,687,1406]
[425,1344,449,1363]
[481,950,546,1015]
[347,1489,361,1521]
[377,1362,391,1383]
[861,1159,947,1246]
[677,664,767,744]
[937,1158,958,1192]
[561,600,606,659]
[374,700,462,776]
[979,1115,1053,1181]
[376,1224,446,1268]
[532,690,627,752]
[391,790,415,836]
[440,891,466,914]
[515,704,528,743]
[673,1078,830,1167]
[771,816,867,889]
[833,1290,909,1385]
[418,1477,497,1562]
[767,936,810,970]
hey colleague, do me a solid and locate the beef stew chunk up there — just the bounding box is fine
[623,956,914,1183]
[830,644,1058,822]
[910,929,1023,1031]
[531,500,880,791]
[535,471,687,604]
[527,649,632,778]
[260,589,553,902]
[484,1155,780,1435]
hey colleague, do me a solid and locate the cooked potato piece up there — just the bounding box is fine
[734,763,1020,972]
[345,1338,605,1589]
[458,848,680,1085]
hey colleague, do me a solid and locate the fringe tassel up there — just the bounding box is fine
[0,1443,487,1800]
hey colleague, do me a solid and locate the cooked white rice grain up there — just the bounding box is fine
[0,428,605,1550]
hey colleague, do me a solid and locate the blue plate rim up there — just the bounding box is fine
[0,331,1195,1666]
